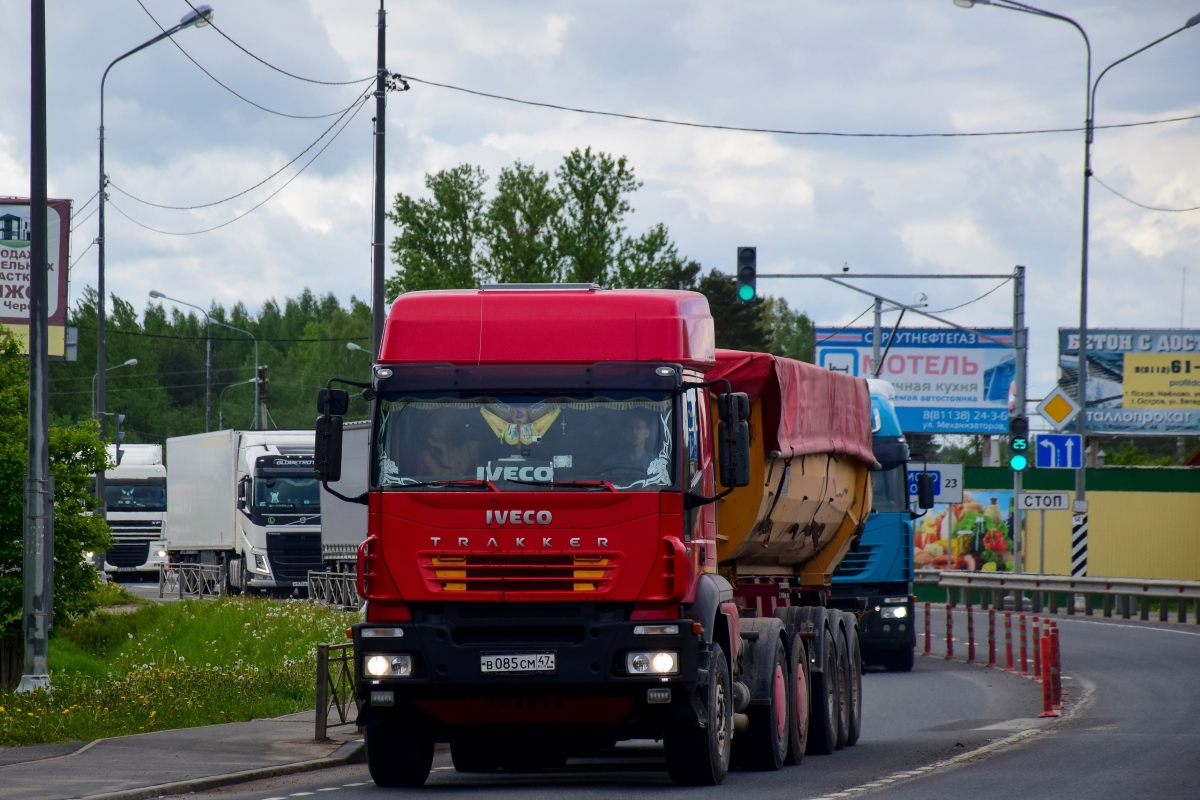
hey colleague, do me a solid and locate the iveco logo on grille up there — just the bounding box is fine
[486,509,552,525]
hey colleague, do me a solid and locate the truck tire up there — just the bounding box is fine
[665,643,732,786]
[844,621,863,746]
[450,737,499,773]
[365,722,434,787]
[883,648,915,673]
[834,625,850,750]
[738,634,789,770]
[784,633,810,766]
[805,626,841,755]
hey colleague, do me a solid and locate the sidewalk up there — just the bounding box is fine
[0,710,363,800]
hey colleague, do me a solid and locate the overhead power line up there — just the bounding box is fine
[180,0,375,86]
[108,84,372,211]
[1093,174,1200,213]
[70,205,98,233]
[815,304,876,344]
[136,0,369,119]
[106,93,370,235]
[398,73,1200,139]
[925,279,1013,315]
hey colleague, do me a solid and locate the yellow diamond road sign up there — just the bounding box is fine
[1037,386,1081,432]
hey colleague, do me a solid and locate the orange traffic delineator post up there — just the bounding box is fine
[987,608,997,667]
[1038,635,1060,717]
[1049,622,1063,709]
[924,602,932,655]
[1004,611,1014,671]
[945,603,954,660]
[1019,613,1029,676]
[1032,615,1042,679]
[966,605,976,664]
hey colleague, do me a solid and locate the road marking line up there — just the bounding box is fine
[290,793,315,797]
[342,783,369,787]
[316,788,341,792]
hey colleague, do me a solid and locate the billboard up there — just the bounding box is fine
[1059,328,1200,435]
[815,327,1014,434]
[0,197,72,357]
[914,489,1015,573]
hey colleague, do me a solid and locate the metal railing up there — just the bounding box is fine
[315,642,359,740]
[158,563,226,600]
[918,569,1200,623]
[308,570,362,610]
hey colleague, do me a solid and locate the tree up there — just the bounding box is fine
[1,330,111,686]
[385,165,489,297]
[761,296,815,363]
[697,268,770,352]
[554,147,640,286]
[485,161,562,284]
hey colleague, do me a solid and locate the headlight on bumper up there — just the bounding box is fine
[626,651,679,675]
[364,654,413,678]
[880,605,908,619]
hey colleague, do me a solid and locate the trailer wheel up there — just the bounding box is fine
[834,625,850,750]
[665,643,731,786]
[844,622,863,746]
[365,722,434,787]
[738,634,790,770]
[784,633,810,765]
[805,626,841,755]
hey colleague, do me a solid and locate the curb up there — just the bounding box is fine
[75,740,365,800]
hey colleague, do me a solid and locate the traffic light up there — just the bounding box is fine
[257,365,268,406]
[736,246,757,302]
[114,413,126,467]
[1008,415,1029,472]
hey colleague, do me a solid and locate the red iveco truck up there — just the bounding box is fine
[314,285,878,787]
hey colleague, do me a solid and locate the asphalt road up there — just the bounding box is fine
[186,652,1044,799]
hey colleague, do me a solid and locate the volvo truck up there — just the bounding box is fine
[314,286,920,787]
[165,430,323,593]
[101,444,169,578]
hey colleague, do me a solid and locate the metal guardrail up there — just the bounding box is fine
[158,563,226,600]
[315,642,359,740]
[917,569,1200,623]
[308,571,362,610]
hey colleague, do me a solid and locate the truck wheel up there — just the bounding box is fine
[844,622,863,746]
[805,626,841,755]
[451,737,499,773]
[739,634,789,770]
[365,722,434,787]
[665,643,732,785]
[834,626,850,750]
[784,634,810,765]
[884,648,915,673]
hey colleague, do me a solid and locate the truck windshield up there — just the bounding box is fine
[253,477,321,512]
[872,461,908,514]
[374,391,676,492]
[105,481,166,512]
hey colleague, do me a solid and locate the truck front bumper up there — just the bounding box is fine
[351,605,703,736]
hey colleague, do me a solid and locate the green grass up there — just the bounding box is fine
[0,598,357,745]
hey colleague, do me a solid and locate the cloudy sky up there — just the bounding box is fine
[2,0,1198,398]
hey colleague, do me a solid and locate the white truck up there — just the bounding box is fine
[318,420,369,568]
[165,430,323,593]
[101,444,169,578]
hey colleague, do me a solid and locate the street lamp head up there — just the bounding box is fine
[148,290,165,299]
[347,342,365,353]
[179,5,214,29]
[123,358,138,367]
[953,0,982,8]
[1186,11,1200,28]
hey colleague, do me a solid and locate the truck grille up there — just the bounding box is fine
[107,541,150,569]
[266,533,323,582]
[834,545,879,580]
[417,552,621,595]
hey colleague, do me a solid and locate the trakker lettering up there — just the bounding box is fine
[427,535,609,548]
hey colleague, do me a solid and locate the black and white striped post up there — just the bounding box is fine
[1071,505,1088,576]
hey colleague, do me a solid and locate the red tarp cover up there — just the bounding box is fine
[708,350,877,467]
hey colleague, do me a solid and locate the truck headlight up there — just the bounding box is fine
[156,550,167,558]
[880,606,908,619]
[252,553,269,573]
[626,651,678,675]
[364,654,413,678]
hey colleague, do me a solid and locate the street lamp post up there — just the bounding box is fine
[96,6,212,445]
[219,377,258,429]
[150,290,213,431]
[211,320,260,429]
[91,358,137,419]
[955,0,1200,576]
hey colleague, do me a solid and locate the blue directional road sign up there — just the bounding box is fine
[907,463,964,504]
[1035,433,1083,469]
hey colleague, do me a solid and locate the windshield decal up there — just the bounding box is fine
[480,400,561,446]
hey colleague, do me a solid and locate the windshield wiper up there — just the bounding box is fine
[508,479,618,492]
[393,479,500,492]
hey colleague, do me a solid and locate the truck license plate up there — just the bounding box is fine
[480,652,556,674]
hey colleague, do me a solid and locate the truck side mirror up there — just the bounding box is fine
[916,472,935,510]
[317,388,350,416]
[716,393,751,488]
[237,477,248,511]
[315,415,344,482]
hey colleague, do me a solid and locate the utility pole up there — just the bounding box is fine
[19,0,52,693]
[1012,265,1027,573]
[371,0,387,358]
[258,365,269,430]
[871,297,882,375]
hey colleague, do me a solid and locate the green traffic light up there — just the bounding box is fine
[738,284,755,302]
[1009,453,1028,472]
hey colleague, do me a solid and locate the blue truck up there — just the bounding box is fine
[828,379,916,672]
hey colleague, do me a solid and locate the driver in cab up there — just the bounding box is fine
[601,414,655,475]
